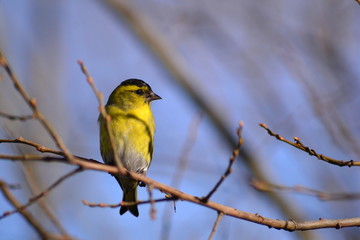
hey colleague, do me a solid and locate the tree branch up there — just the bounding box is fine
[0,112,35,121]
[0,167,82,219]
[1,150,360,231]
[161,113,202,240]
[0,51,76,164]
[201,122,243,202]
[0,137,98,162]
[77,60,125,174]
[259,123,359,167]
[82,196,175,208]
[147,184,156,220]
[250,178,360,201]
[208,212,224,240]
[0,180,56,239]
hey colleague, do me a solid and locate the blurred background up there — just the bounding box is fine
[1,0,360,239]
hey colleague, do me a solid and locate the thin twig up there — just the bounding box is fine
[0,112,35,121]
[7,133,65,233]
[201,122,243,202]
[171,113,203,188]
[0,137,98,162]
[147,184,156,220]
[82,197,175,208]
[208,212,224,240]
[0,153,104,167]
[250,178,360,201]
[0,154,69,161]
[0,181,21,190]
[161,113,202,240]
[0,137,63,155]
[77,60,125,174]
[16,142,71,238]
[295,73,360,161]
[0,167,82,220]
[0,180,50,238]
[0,51,75,164]
[2,146,360,231]
[259,123,360,167]
[21,166,71,238]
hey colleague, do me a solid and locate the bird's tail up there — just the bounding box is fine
[120,182,139,217]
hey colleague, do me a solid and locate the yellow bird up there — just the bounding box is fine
[99,79,161,217]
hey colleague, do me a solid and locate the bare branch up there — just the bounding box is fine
[208,212,224,240]
[259,123,360,167]
[2,125,73,237]
[77,60,125,174]
[171,113,203,189]
[82,197,175,209]
[0,112,35,121]
[0,137,63,155]
[2,142,360,231]
[0,181,21,190]
[0,154,66,161]
[201,122,243,202]
[161,113,202,240]
[0,137,99,163]
[0,167,82,220]
[0,180,51,239]
[251,178,360,201]
[147,184,156,220]
[0,51,76,164]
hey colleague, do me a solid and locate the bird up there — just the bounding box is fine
[98,79,161,217]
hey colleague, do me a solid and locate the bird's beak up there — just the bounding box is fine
[147,91,162,102]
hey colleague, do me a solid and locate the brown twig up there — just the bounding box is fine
[0,181,21,190]
[201,122,244,202]
[2,113,73,238]
[0,137,99,163]
[259,123,360,167]
[0,167,82,220]
[0,180,50,238]
[0,153,103,167]
[147,184,156,220]
[0,154,66,161]
[20,166,71,239]
[250,178,360,201]
[0,51,75,164]
[77,60,125,173]
[208,212,224,240]
[170,113,203,188]
[82,197,175,208]
[297,67,360,160]
[0,137,63,155]
[2,147,360,231]
[0,112,35,121]
[161,113,202,240]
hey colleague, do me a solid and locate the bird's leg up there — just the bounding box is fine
[138,172,147,187]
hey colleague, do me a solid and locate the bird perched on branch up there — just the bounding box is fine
[99,79,161,217]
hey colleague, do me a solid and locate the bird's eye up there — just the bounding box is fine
[135,89,144,95]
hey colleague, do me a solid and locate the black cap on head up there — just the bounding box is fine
[120,79,151,89]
